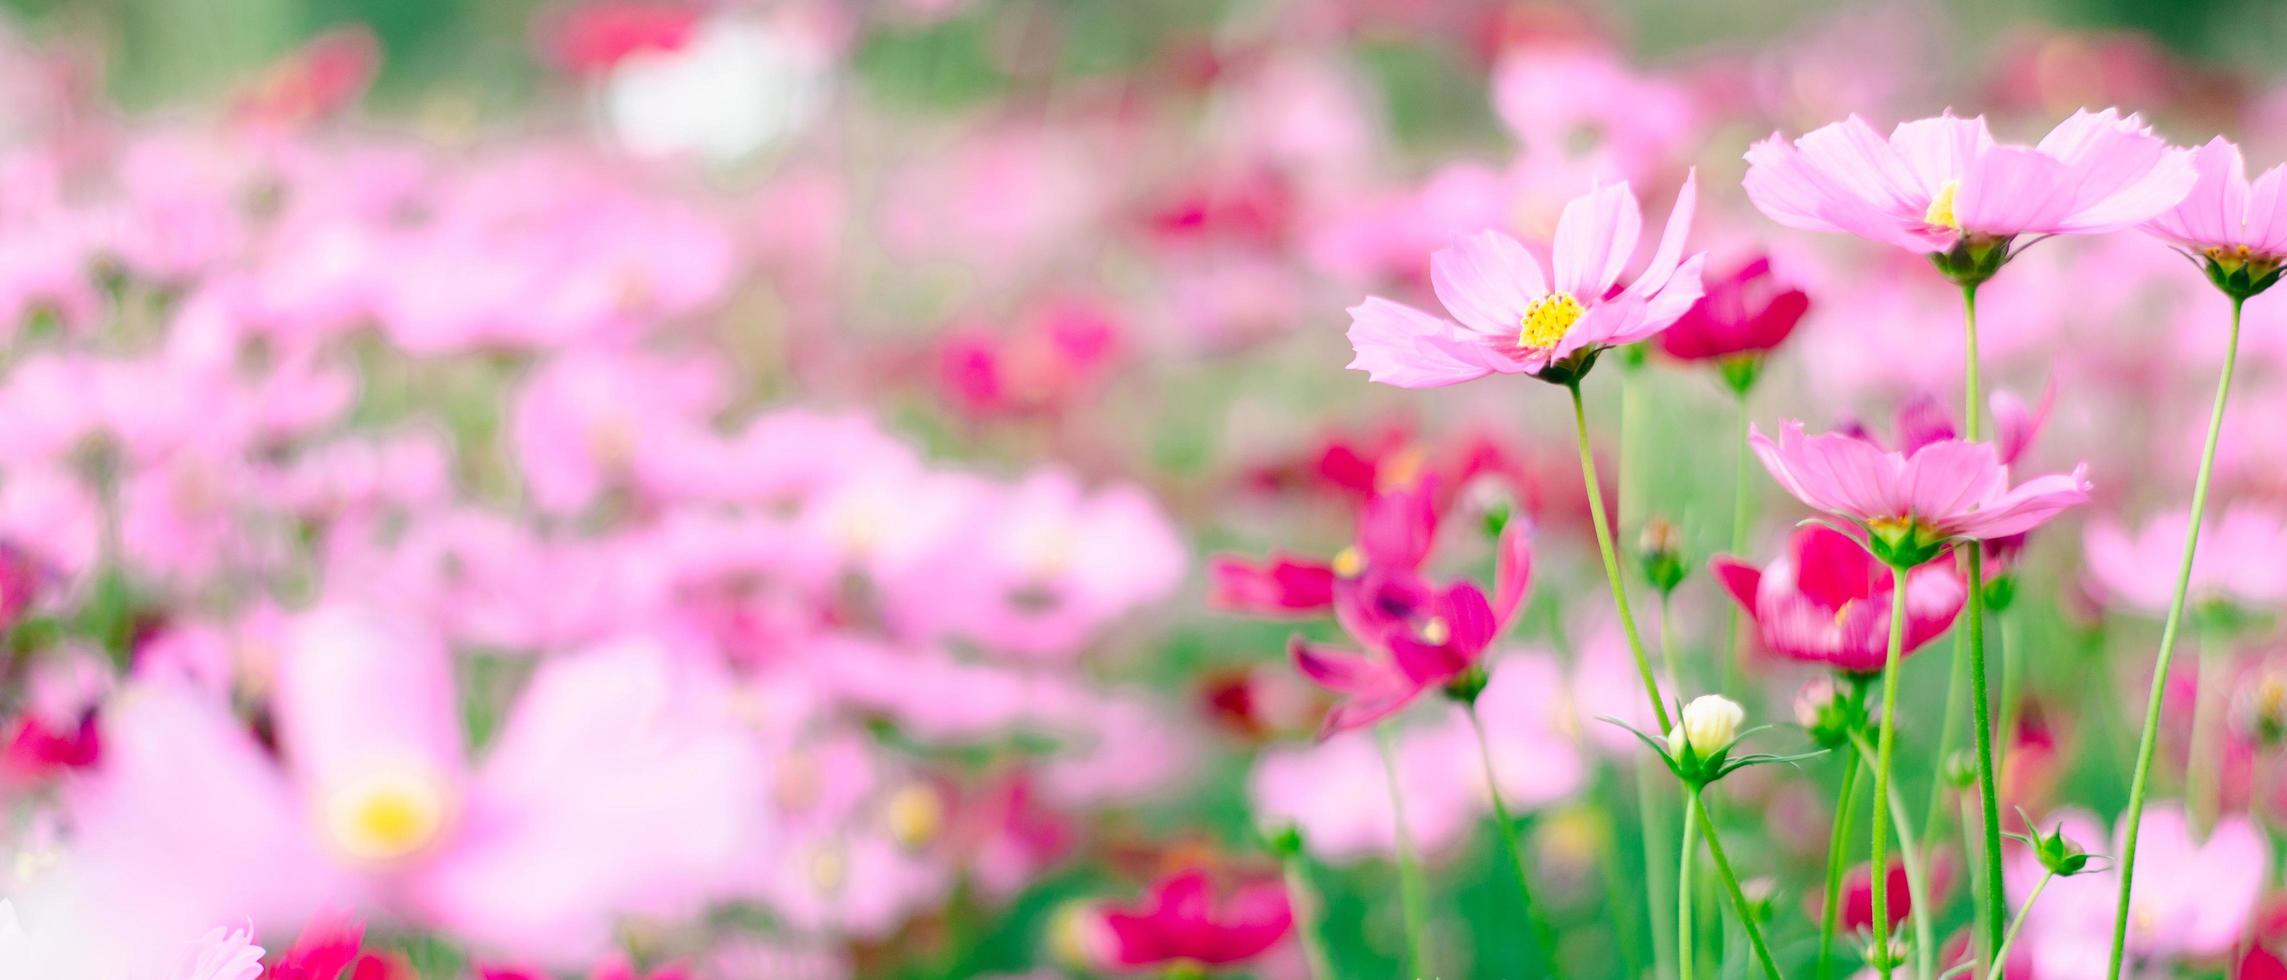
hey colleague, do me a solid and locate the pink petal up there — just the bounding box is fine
[1345,297,1498,389]
[1551,181,1641,299]
[1431,230,1547,337]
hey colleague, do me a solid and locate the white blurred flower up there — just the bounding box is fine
[604,16,830,164]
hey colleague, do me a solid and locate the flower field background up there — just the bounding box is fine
[5,0,2287,978]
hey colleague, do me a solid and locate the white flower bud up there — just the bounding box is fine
[1667,695,1746,758]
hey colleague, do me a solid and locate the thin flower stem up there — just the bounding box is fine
[2110,295,2247,980]
[1869,564,1911,979]
[1959,282,2006,965]
[1567,379,1672,732]
[1638,760,1681,980]
[1679,795,1699,980]
[1815,750,1862,980]
[1375,724,1433,979]
[1466,705,1560,976]
[1660,592,1687,697]
[1278,848,1337,980]
[1851,732,1937,980]
[1988,871,2054,980]
[1690,791,1784,980]
[1724,385,1754,684]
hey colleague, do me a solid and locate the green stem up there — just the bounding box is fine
[1567,379,1671,732]
[1690,791,1784,980]
[1467,705,1560,975]
[1988,871,2054,980]
[1959,283,2006,965]
[1869,564,1911,979]
[2109,295,2244,980]
[1679,793,1699,980]
[1816,750,1863,980]
[1279,849,1337,980]
[1376,724,1433,978]
[1639,760,1681,980]
[1852,732,1937,980]
[1724,385,1754,686]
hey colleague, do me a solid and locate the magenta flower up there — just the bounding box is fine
[1657,253,1809,366]
[1744,110,2192,280]
[1346,173,1705,387]
[1291,526,1531,735]
[1751,421,2091,565]
[1095,867,1293,969]
[2142,137,2287,298]
[1712,525,1964,674]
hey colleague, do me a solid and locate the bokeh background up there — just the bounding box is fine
[7,0,2287,978]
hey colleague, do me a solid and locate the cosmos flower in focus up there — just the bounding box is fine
[2142,137,2287,298]
[1745,109,2192,281]
[1347,173,1705,387]
[1751,421,2091,566]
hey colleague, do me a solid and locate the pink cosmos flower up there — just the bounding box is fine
[1750,421,2091,561]
[2142,137,2287,296]
[1094,867,1292,970]
[42,609,764,969]
[2144,136,2287,259]
[1209,476,1441,618]
[1744,109,2193,256]
[1657,253,1809,363]
[1291,524,1531,734]
[1711,525,1965,674]
[182,925,265,980]
[2083,505,2287,616]
[1346,173,1705,386]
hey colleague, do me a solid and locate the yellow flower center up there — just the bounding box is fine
[1331,546,1365,578]
[1419,617,1450,645]
[1518,293,1585,350]
[883,783,946,850]
[322,767,451,862]
[1924,180,1961,231]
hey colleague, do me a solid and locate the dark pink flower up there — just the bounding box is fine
[1658,254,1809,363]
[1292,524,1531,735]
[1097,867,1293,969]
[1711,525,1964,674]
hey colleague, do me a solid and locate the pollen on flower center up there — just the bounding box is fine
[322,767,451,862]
[1924,180,1961,231]
[1518,293,1585,350]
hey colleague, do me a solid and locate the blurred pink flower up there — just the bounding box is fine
[2083,505,2287,615]
[1094,867,1292,970]
[1346,173,1704,386]
[1711,524,1963,674]
[1293,524,1530,735]
[1657,253,1809,363]
[1751,421,2091,555]
[52,610,764,968]
[181,925,265,980]
[2004,805,2266,974]
[1744,109,2192,254]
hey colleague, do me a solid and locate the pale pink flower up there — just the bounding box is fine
[1346,173,1704,386]
[2083,505,2287,615]
[1745,109,2193,254]
[181,925,265,980]
[1751,421,2091,556]
[2144,137,2287,262]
